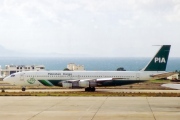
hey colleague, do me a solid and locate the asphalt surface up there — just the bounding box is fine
[0,97,179,120]
[3,88,180,93]
[162,83,180,90]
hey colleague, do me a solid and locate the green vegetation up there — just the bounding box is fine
[63,68,70,71]
[149,79,171,83]
[117,67,126,71]
[0,91,180,97]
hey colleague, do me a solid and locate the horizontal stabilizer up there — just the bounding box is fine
[150,72,178,79]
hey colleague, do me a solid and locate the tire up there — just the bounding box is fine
[22,88,26,91]
[91,87,95,92]
[1,89,5,92]
[85,87,96,92]
[85,87,90,92]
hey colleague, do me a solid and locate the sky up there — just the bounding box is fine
[0,0,180,57]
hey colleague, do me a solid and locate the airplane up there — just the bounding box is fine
[3,45,174,92]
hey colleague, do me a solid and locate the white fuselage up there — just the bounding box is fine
[3,70,165,87]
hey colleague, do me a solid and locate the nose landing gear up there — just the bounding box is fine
[1,89,5,92]
[22,87,26,91]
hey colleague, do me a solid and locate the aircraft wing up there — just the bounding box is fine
[96,78,113,81]
[63,78,113,88]
[67,78,113,82]
[150,72,178,79]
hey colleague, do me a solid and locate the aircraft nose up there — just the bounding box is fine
[3,76,8,81]
[3,76,11,83]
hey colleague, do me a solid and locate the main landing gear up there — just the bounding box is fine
[85,87,96,92]
[1,89,5,92]
[22,87,26,91]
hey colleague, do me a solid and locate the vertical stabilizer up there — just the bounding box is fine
[142,45,171,71]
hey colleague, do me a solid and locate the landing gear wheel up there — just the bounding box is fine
[85,87,89,92]
[1,89,5,92]
[91,87,95,92]
[22,88,26,91]
[85,87,96,92]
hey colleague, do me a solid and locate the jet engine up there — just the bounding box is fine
[59,80,97,88]
[79,80,97,88]
[59,81,79,88]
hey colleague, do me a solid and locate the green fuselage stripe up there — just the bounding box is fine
[38,80,53,86]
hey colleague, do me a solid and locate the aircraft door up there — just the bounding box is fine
[78,75,80,79]
[70,75,73,80]
[136,73,140,80]
[20,73,24,81]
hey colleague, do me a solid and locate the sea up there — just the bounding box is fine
[0,57,180,72]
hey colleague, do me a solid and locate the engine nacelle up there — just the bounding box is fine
[62,82,72,88]
[59,81,79,88]
[79,81,89,88]
[79,80,97,88]
[59,80,97,88]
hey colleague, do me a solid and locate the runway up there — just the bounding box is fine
[3,88,180,93]
[162,83,180,90]
[0,96,179,120]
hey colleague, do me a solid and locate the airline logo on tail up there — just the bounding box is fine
[154,57,166,63]
[142,45,171,71]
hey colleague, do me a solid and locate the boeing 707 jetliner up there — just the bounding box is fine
[3,45,173,92]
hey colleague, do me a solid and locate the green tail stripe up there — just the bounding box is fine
[39,80,54,86]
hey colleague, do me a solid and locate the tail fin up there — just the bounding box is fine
[142,45,171,71]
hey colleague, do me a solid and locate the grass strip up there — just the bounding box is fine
[0,91,180,97]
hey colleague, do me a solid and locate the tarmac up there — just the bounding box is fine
[162,83,180,90]
[3,88,180,93]
[0,96,179,120]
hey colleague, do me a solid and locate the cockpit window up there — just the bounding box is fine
[11,75,15,77]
